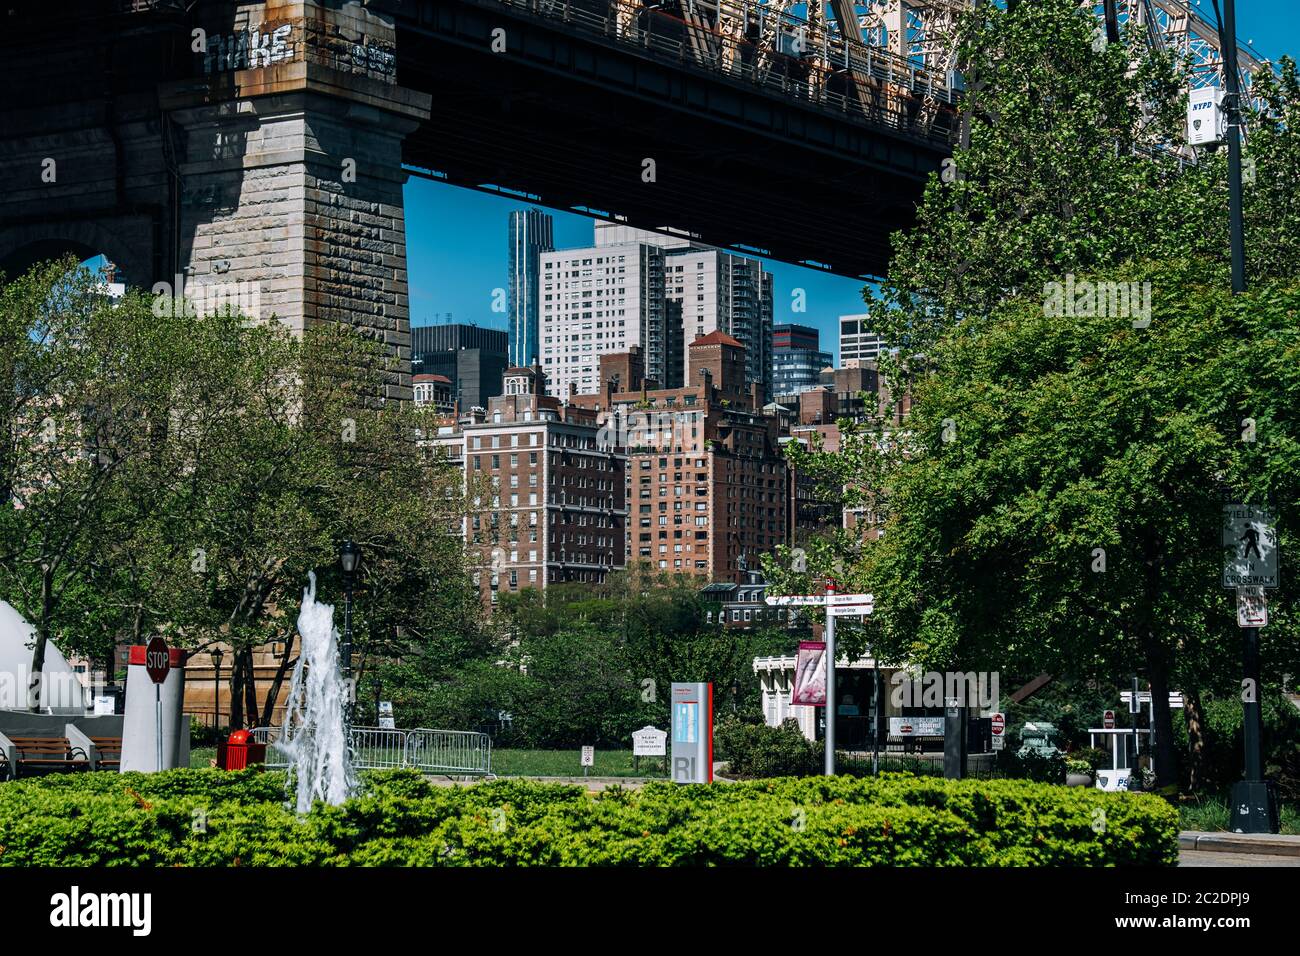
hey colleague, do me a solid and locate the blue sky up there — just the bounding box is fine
[403,1,1297,363]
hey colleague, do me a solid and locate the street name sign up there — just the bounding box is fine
[1119,691,1185,709]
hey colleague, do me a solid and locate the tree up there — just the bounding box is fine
[0,258,478,723]
[769,0,1300,793]
[0,261,193,708]
[775,260,1300,791]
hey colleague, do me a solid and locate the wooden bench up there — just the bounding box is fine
[89,737,122,771]
[8,736,90,776]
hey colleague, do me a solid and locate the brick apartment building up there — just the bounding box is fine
[783,362,911,538]
[570,332,787,582]
[431,363,627,604]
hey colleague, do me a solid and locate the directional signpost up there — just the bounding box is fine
[144,637,170,773]
[670,683,712,783]
[1223,502,1280,833]
[766,586,873,776]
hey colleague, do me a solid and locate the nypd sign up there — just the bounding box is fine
[1187,87,1225,146]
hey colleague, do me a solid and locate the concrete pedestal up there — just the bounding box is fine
[120,646,188,772]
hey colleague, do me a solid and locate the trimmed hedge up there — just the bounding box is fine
[0,768,1177,866]
[714,716,823,778]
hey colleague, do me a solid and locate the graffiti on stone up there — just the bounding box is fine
[202,24,295,74]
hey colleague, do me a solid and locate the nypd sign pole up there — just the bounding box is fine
[144,637,171,773]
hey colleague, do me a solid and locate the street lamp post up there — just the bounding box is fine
[1213,0,1277,834]
[339,540,362,727]
[211,647,224,734]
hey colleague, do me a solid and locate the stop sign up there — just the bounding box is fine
[1103,709,1116,730]
[145,637,171,685]
[991,713,1005,736]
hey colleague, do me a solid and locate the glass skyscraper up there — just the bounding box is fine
[507,208,554,368]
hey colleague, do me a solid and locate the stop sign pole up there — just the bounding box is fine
[145,637,171,772]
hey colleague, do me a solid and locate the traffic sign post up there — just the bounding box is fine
[1103,710,1116,731]
[766,588,873,776]
[1223,502,1280,833]
[824,584,836,776]
[145,637,170,773]
[990,712,1005,752]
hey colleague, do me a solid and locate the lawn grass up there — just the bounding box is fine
[491,748,668,778]
[190,746,216,769]
[1178,793,1300,834]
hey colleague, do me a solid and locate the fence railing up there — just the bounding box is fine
[252,726,493,777]
[838,750,1006,780]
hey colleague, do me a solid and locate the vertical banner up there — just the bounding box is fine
[670,682,713,783]
[791,640,827,706]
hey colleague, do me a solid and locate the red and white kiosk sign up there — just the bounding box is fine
[990,713,1005,736]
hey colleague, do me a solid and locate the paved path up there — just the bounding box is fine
[1178,830,1300,867]
[1180,849,1300,866]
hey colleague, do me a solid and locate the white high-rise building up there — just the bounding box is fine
[595,223,773,400]
[839,313,883,365]
[539,241,672,398]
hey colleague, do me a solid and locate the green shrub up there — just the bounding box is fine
[1172,691,1300,799]
[714,717,822,778]
[995,747,1066,784]
[1069,748,1111,773]
[0,767,1176,866]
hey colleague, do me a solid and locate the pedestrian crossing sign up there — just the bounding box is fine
[1223,504,1278,588]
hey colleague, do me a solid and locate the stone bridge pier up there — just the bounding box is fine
[0,1,429,401]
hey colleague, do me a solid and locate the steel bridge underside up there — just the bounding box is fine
[396,0,950,278]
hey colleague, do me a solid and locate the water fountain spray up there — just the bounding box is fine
[274,571,356,814]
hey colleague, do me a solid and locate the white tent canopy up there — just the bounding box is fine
[0,599,84,714]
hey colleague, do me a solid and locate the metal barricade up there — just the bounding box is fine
[250,726,288,768]
[350,727,409,771]
[405,729,493,776]
[247,725,492,776]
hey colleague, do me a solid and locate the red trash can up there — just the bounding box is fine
[217,730,267,770]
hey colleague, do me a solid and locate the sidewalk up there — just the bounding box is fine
[1179,830,1300,857]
